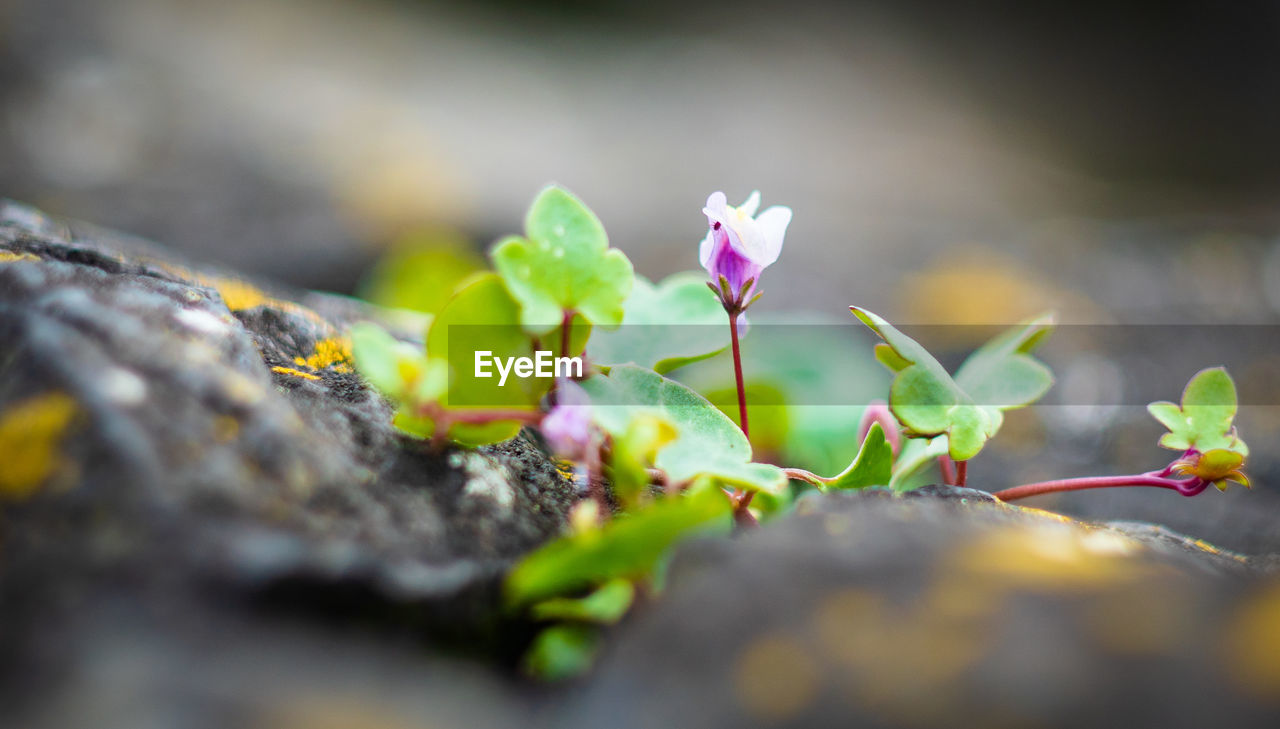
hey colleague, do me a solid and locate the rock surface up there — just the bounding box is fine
[560,486,1280,728]
[0,200,574,726]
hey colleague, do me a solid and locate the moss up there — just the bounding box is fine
[0,392,79,500]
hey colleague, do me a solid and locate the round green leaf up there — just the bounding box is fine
[580,365,787,494]
[491,186,635,334]
[1148,367,1247,456]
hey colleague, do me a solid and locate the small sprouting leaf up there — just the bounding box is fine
[889,435,949,491]
[530,579,636,624]
[608,414,678,509]
[523,624,599,681]
[824,422,894,490]
[1148,367,1248,456]
[590,272,730,373]
[851,308,1055,462]
[350,322,449,406]
[851,307,991,461]
[491,186,634,334]
[426,273,547,445]
[580,365,788,494]
[505,486,731,606]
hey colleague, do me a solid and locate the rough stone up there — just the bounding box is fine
[558,487,1280,729]
[0,200,575,725]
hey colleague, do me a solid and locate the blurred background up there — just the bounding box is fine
[5,0,1280,547]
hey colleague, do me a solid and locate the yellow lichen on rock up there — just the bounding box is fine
[0,392,79,500]
[271,366,322,381]
[293,337,353,373]
[204,275,270,311]
[0,250,41,263]
[195,275,334,331]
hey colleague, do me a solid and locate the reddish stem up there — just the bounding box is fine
[939,456,957,485]
[729,312,749,438]
[782,467,830,486]
[993,472,1206,501]
[726,311,757,522]
[955,460,968,487]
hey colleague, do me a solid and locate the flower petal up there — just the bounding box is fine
[704,191,728,219]
[698,231,715,269]
[738,190,761,218]
[752,206,792,265]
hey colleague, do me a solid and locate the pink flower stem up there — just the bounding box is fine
[727,309,757,525]
[993,463,1207,502]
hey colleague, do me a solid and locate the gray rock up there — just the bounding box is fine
[559,487,1280,729]
[0,200,574,725]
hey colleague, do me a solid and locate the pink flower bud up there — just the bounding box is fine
[858,400,901,455]
[541,380,593,460]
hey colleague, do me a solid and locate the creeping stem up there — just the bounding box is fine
[993,460,1206,501]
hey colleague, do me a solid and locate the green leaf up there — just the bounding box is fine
[1148,367,1248,456]
[522,625,599,681]
[677,313,888,477]
[505,486,731,606]
[590,272,730,373]
[953,314,1055,433]
[851,307,991,461]
[530,579,635,624]
[607,414,678,509]
[580,365,788,494]
[825,422,894,490]
[350,322,449,406]
[491,186,634,334]
[852,308,1055,462]
[889,435,949,491]
[426,273,547,445]
[356,232,486,315]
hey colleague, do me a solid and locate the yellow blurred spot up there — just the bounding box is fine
[271,366,321,381]
[293,337,354,373]
[951,525,1146,591]
[212,416,240,442]
[253,695,420,729]
[899,250,1103,333]
[734,633,820,722]
[1082,583,1188,657]
[0,250,40,263]
[0,392,78,500]
[1222,583,1280,699]
[811,589,886,664]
